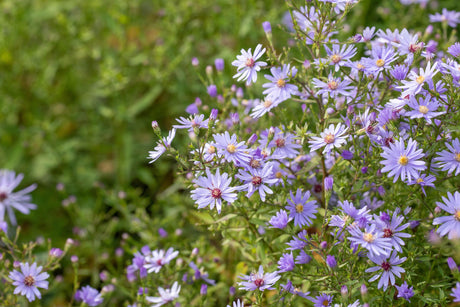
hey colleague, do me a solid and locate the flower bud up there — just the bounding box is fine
[200,284,208,295]
[324,176,333,191]
[71,255,79,263]
[205,65,213,76]
[341,285,348,297]
[207,85,217,97]
[360,284,368,296]
[158,228,168,238]
[326,255,336,268]
[215,58,224,71]
[191,57,199,66]
[263,21,272,34]
[447,257,459,272]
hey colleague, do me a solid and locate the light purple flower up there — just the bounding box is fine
[348,224,392,257]
[448,42,460,57]
[146,281,181,307]
[309,123,348,157]
[451,282,460,302]
[286,189,318,227]
[75,286,103,306]
[262,64,299,101]
[144,247,179,274]
[191,169,237,214]
[325,44,357,71]
[236,162,277,202]
[269,209,291,229]
[433,192,460,239]
[173,114,209,132]
[148,128,176,163]
[433,138,460,176]
[380,138,426,183]
[250,97,283,119]
[430,8,460,27]
[278,252,295,272]
[227,299,244,307]
[9,262,49,302]
[312,74,354,98]
[397,62,438,97]
[213,132,251,165]
[374,211,411,253]
[232,44,267,85]
[395,281,414,302]
[0,170,37,225]
[366,251,406,291]
[238,265,280,291]
[405,96,444,124]
[310,293,334,307]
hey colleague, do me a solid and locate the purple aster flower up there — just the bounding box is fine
[207,84,217,97]
[366,44,398,73]
[380,138,426,183]
[287,230,309,250]
[374,211,411,253]
[296,250,312,264]
[144,247,179,274]
[250,97,283,119]
[329,200,371,229]
[391,65,409,80]
[430,8,460,27]
[269,209,291,229]
[395,281,414,302]
[447,257,459,272]
[397,62,438,97]
[407,172,435,195]
[227,299,244,307]
[213,132,251,165]
[238,265,280,291]
[348,224,392,256]
[173,114,209,132]
[9,262,49,302]
[281,280,310,298]
[191,168,237,214]
[433,192,460,239]
[127,246,150,281]
[232,44,267,85]
[312,73,354,98]
[286,189,318,227]
[278,252,295,272]
[434,138,460,176]
[366,251,406,291]
[189,261,216,285]
[148,128,176,163]
[0,170,37,225]
[448,42,460,58]
[236,162,277,202]
[392,29,423,63]
[262,64,299,101]
[405,96,444,124]
[310,293,334,307]
[362,26,376,41]
[325,44,357,71]
[326,255,337,268]
[75,286,103,306]
[259,127,301,159]
[451,282,460,302]
[215,58,224,71]
[146,281,181,307]
[309,123,348,157]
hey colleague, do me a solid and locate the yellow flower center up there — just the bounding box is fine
[363,232,375,243]
[275,171,283,179]
[357,63,364,70]
[416,75,425,84]
[331,54,342,63]
[207,146,216,154]
[455,210,460,221]
[296,204,304,213]
[419,105,429,114]
[227,144,236,153]
[455,153,460,162]
[398,155,409,166]
[376,59,385,67]
[324,134,335,144]
[323,300,329,306]
[416,177,424,183]
[263,100,272,108]
[277,79,286,88]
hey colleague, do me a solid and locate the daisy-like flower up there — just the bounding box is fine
[286,189,318,227]
[191,168,237,214]
[189,261,216,285]
[407,172,436,195]
[310,293,334,307]
[127,246,151,281]
[429,8,460,27]
[238,265,281,291]
[397,61,438,97]
[451,282,460,303]
[260,128,302,159]
[9,262,49,302]
[312,74,354,98]
[250,97,283,119]
[268,209,291,229]
[227,299,244,307]
[262,64,299,101]
[148,128,176,163]
[309,123,348,157]
[232,44,267,85]
[405,96,444,124]
[146,281,181,307]
[433,138,460,176]
[395,281,414,302]
[325,44,357,71]
[392,29,423,64]
[433,191,460,239]
[144,247,179,274]
[75,286,104,306]
[281,280,310,298]
[348,224,392,256]
[366,44,398,73]
[380,138,426,183]
[213,132,251,165]
[448,42,460,58]
[374,211,411,253]
[366,251,406,291]
[236,162,277,202]
[0,170,37,225]
[173,114,209,132]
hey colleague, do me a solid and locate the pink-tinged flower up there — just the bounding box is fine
[433,192,460,239]
[397,61,438,97]
[286,189,318,227]
[236,163,277,202]
[380,138,426,183]
[309,123,348,157]
[0,170,37,225]
[232,44,267,85]
[9,262,49,302]
[366,251,406,291]
[238,265,280,291]
[433,138,460,176]
[173,114,209,132]
[405,96,444,124]
[144,248,179,274]
[148,128,176,163]
[75,286,103,306]
[262,64,299,101]
[146,281,181,307]
[191,168,238,214]
[374,211,411,253]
